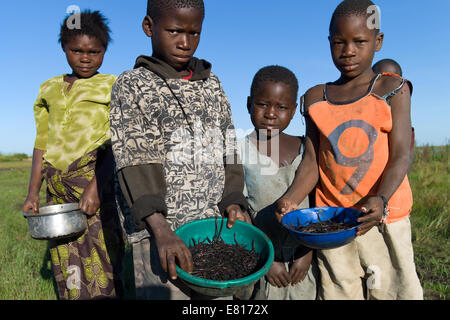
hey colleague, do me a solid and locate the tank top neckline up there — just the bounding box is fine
[245,133,304,169]
[324,74,381,106]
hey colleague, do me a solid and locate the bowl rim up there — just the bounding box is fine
[281,207,364,236]
[22,203,82,217]
[174,217,274,289]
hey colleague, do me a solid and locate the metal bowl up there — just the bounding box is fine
[22,203,87,240]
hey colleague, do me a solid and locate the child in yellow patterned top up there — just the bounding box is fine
[22,10,124,300]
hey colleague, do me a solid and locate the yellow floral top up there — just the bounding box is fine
[34,73,117,171]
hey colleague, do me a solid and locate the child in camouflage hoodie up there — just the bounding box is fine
[109,0,250,299]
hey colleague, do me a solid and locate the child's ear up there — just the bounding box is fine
[247,96,252,114]
[375,32,384,52]
[142,15,154,37]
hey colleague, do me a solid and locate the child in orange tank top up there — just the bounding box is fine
[275,0,422,299]
[372,59,415,174]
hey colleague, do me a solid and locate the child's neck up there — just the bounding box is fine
[250,131,300,167]
[326,69,377,103]
[176,67,192,79]
[336,68,376,87]
[65,71,99,81]
[64,72,98,92]
[252,130,281,157]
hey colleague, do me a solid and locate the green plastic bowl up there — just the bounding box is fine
[174,217,274,297]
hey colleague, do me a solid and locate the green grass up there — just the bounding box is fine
[0,145,448,300]
[0,168,55,299]
[0,166,135,300]
[408,145,449,300]
[0,159,32,169]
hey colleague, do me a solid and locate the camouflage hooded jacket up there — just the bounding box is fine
[110,56,247,242]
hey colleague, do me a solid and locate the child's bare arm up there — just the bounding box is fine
[219,152,251,228]
[217,80,250,228]
[79,144,114,215]
[282,127,319,204]
[407,128,415,175]
[289,249,313,285]
[23,148,45,214]
[356,80,412,235]
[79,176,100,215]
[275,87,322,222]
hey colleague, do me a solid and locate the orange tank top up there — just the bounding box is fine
[308,74,412,223]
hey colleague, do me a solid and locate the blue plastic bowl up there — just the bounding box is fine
[174,217,274,297]
[281,207,363,250]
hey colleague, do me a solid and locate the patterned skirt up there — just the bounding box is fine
[42,148,124,300]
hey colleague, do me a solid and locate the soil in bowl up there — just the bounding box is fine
[187,218,262,281]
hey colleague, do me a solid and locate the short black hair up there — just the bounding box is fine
[59,10,111,50]
[372,59,403,76]
[250,65,299,102]
[147,0,205,21]
[329,0,380,34]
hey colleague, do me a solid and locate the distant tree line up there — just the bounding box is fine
[0,153,30,162]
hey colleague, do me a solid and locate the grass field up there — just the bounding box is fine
[0,146,448,300]
[0,158,32,169]
[0,159,135,300]
[408,145,449,300]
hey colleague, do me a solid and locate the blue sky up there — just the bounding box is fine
[1,0,449,154]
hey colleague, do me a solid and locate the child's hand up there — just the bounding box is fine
[354,195,384,236]
[289,250,313,285]
[274,198,298,223]
[79,180,100,215]
[266,261,291,288]
[23,193,40,214]
[147,213,193,280]
[157,230,193,280]
[224,204,252,228]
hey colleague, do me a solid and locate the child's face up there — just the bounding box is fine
[63,34,105,78]
[248,81,297,137]
[145,8,203,71]
[329,15,383,79]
